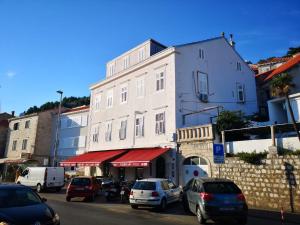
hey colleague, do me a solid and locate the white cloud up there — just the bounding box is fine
[6,71,16,78]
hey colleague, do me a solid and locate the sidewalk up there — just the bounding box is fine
[248,208,300,224]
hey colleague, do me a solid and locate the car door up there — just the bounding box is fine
[187,179,201,213]
[161,180,171,203]
[167,181,180,202]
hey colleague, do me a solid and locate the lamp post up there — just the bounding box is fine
[132,110,146,148]
[52,90,63,166]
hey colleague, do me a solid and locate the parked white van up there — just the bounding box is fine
[16,167,65,192]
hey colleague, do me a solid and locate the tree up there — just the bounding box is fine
[286,46,300,57]
[270,73,300,141]
[216,110,249,133]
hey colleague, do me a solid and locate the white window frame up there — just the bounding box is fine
[119,119,127,140]
[123,56,130,70]
[135,116,144,138]
[94,94,101,111]
[236,83,245,103]
[22,139,28,150]
[155,112,166,135]
[156,71,165,92]
[136,76,145,98]
[108,63,115,77]
[105,121,112,142]
[106,89,114,108]
[92,124,100,143]
[199,73,208,95]
[120,84,128,104]
[138,48,145,62]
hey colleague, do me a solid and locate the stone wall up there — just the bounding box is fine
[213,155,300,213]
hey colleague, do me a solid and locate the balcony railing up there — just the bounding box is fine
[177,124,214,143]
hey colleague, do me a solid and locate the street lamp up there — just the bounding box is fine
[52,90,63,166]
[132,110,146,148]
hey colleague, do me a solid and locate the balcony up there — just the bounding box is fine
[177,124,214,143]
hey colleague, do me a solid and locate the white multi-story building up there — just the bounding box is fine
[61,36,258,182]
[52,106,89,167]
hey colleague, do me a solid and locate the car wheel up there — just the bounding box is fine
[159,198,167,211]
[237,217,247,225]
[16,182,21,184]
[196,206,206,224]
[131,205,138,209]
[66,196,71,202]
[36,184,42,193]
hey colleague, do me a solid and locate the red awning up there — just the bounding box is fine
[111,147,170,167]
[60,150,126,167]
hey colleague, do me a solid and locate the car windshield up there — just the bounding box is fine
[133,181,156,190]
[71,178,91,186]
[0,188,42,208]
[203,182,241,194]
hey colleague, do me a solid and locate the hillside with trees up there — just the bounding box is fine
[23,96,90,115]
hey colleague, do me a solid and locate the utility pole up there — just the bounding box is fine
[52,90,63,166]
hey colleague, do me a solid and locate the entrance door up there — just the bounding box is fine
[183,156,208,184]
[156,157,165,178]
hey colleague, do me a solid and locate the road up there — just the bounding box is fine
[40,191,298,225]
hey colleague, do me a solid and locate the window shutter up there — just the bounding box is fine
[200,73,208,95]
[78,136,86,147]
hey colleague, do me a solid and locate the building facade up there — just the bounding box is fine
[62,36,258,183]
[51,106,89,168]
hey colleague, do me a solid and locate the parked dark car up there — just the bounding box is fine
[182,178,248,224]
[66,176,100,202]
[0,184,60,225]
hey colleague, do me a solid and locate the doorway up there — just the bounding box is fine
[156,157,166,178]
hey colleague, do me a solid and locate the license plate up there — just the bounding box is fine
[120,191,125,195]
[220,207,234,211]
[137,199,146,203]
[75,188,84,191]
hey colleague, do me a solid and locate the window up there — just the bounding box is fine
[73,137,79,147]
[237,83,245,103]
[22,139,28,150]
[237,62,242,71]
[12,140,17,151]
[105,121,112,142]
[120,85,128,104]
[135,117,144,137]
[156,72,165,91]
[13,123,19,130]
[123,56,130,69]
[119,120,127,140]
[199,49,204,59]
[138,48,145,62]
[136,76,145,98]
[106,89,113,108]
[155,112,165,135]
[92,125,99,143]
[25,120,30,129]
[198,72,208,102]
[94,94,101,111]
[108,63,115,76]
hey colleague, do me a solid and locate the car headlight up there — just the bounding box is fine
[52,213,60,223]
[0,222,10,225]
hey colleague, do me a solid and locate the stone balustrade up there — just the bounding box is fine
[177,124,214,143]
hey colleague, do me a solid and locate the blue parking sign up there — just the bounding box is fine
[213,144,225,164]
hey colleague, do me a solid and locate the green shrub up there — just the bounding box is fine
[236,151,268,165]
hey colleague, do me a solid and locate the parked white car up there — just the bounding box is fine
[129,178,182,210]
[16,167,65,192]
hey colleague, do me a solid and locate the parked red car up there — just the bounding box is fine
[66,176,100,202]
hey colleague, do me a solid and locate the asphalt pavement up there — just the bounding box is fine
[40,191,300,225]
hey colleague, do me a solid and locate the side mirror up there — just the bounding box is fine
[41,198,47,202]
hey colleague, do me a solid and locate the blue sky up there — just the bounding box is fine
[0,0,300,115]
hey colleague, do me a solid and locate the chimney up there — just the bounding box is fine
[11,111,15,117]
[229,34,235,48]
[221,32,225,37]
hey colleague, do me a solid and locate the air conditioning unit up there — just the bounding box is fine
[200,94,208,103]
